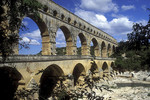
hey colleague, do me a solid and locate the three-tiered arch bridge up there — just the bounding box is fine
[0,0,117,99]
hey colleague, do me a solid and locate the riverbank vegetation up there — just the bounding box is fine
[112,13,150,72]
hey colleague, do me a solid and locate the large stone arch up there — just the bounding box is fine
[0,66,23,100]
[107,44,111,57]
[78,33,88,55]
[16,14,51,55]
[56,25,75,55]
[72,63,86,86]
[91,38,100,57]
[101,41,107,58]
[39,64,64,100]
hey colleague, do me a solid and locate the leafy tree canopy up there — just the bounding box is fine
[0,0,45,61]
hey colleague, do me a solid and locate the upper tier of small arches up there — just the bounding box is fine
[38,0,117,45]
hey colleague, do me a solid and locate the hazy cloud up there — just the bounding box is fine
[22,21,28,26]
[22,29,41,40]
[121,5,135,11]
[56,42,66,47]
[80,0,118,13]
[20,37,40,45]
[141,5,147,11]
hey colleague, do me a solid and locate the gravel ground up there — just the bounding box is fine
[95,72,150,100]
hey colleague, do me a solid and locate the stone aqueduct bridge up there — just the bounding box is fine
[0,0,117,99]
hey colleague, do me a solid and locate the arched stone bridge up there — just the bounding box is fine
[0,0,117,99]
[0,55,116,99]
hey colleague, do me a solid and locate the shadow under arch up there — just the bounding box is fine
[78,33,88,55]
[73,63,86,86]
[58,26,74,55]
[107,44,111,57]
[19,14,51,55]
[39,64,64,100]
[111,62,115,71]
[102,62,109,77]
[0,66,23,100]
[112,45,116,54]
[101,41,107,58]
[90,38,100,57]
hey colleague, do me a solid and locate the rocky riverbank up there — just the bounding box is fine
[96,71,150,100]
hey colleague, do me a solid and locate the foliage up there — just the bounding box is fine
[127,17,150,50]
[49,61,113,100]
[112,41,150,72]
[112,10,150,72]
[77,47,81,55]
[56,47,66,55]
[50,74,112,100]
[0,0,44,61]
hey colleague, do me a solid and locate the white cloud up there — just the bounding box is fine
[121,5,135,11]
[20,37,40,45]
[75,8,149,42]
[75,9,134,39]
[80,0,118,13]
[111,13,126,18]
[22,29,41,40]
[56,29,65,41]
[75,9,110,30]
[109,17,133,34]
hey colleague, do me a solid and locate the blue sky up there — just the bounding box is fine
[19,0,150,54]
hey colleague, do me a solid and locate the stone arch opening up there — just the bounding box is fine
[68,17,71,23]
[83,25,86,29]
[79,23,82,28]
[90,38,100,57]
[39,64,64,100]
[112,45,116,54]
[56,28,66,55]
[101,41,107,58]
[108,44,111,57]
[74,20,77,26]
[60,26,74,55]
[111,62,115,71]
[73,63,86,86]
[102,62,109,77]
[0,66,23,100]
[56,26,74,55]
[19,15,50,55]
[77,33,88,55]
[53,10,58,17]
[61,14,65,20]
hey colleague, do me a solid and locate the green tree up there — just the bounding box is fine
[127,15,150,50]
[0,0,43,61]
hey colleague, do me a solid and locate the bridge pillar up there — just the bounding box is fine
[86,45,91,56]
[81,44,89,55]
[108,50,112,57]
[101,46,108,58]
[42,35,51,55]
[94,48,100,57]
[66,46,77,55]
